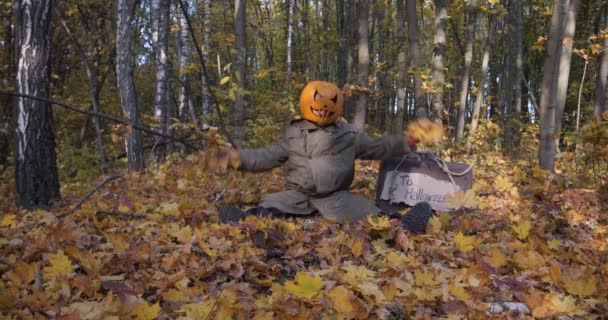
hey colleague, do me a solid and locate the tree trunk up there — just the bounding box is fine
[234,0,246,147]
[539,0,576,171]
[511,0,524,150]
[152,0,171,160]
[395,0,407,133]
[286,0,294,80]
[406,0,426,119]
[353,0,369,130]
[116,0,144,172]
[15,0,60,208]
[344,0,357,122]
[175,2,196,125]
[456,0,477,141]
[201,0,212,119]
[1,1,15,168]
[466,14,493,153]
[337,0,347,87]
[594,3,608,121]
[430,0,448,122]
[553,0,579,152]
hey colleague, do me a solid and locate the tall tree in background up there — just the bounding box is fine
[506,0,524,151]
[406,0,426,119]
[175,2,196,125]
[456,0,477,141]
[337,0,347,88]
[354,0,370,130]
[539,0,579,171]
[15,0,60,208]
[430,0,448,122]
[286,0,294,81]
[395,0,407,132]
[467,13,494,153]
[116,0,144,172]
[234,0,247,146]
[595,2,608,120]
[201,0,212,118]
[152,0,171,160]
[553,0,580,152]
[0,0,14,168]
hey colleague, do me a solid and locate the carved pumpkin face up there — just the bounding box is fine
[299,81,344,125]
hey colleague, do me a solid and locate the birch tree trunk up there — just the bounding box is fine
[466,14,493,153]
[396,0,407,133]
[234,0,247,146]
[430,0,448,122]
[15,0,60,208]
[152,0,171,160]
[353,0,369,130]
[594,3,608,121]
[511,0,524,150]
[175,2,196,125]
[116,0,144,172]
[553,0,580,152]
[286,0,294,81]
[201,0,212,119]
[406,0,426,119]
[456,0,477,141]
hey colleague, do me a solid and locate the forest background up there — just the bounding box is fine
[0,0,607,319]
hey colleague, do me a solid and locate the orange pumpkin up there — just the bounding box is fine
[299,81,344,125]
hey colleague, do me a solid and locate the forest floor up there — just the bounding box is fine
[0,140,607,319]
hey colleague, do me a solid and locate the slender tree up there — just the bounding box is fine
[116,0,144,172]
[15,0,60,208]
[595,2,608,121]
[152,0,171,160]
[234,0,247,146]
[456,0,477,141]
[406,0,426,119]
[467,14,494,153]
[553,0,580,152]
[354,0,370,130]
[395,0,407,132]
[175,2,196,125]
[201,0,212,118]
[430,0,448,122]
[337,0,347,87]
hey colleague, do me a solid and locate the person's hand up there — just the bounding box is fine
[205,146,241,172]
[404,118,444,145]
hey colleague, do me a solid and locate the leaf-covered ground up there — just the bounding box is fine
[1,145,607,319]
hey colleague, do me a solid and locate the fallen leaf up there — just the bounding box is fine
[284,272,323,299]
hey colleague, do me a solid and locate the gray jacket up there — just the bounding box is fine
[239,119,411,222]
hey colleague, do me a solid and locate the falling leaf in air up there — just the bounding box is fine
[445,190,478,210]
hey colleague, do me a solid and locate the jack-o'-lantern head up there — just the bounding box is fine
[299,81,344,125]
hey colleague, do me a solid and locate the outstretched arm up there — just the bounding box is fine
[355,132,415,160]
[239,138,290,172]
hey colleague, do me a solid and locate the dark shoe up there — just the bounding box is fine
[219,206,279,223]
[399,202,434,234]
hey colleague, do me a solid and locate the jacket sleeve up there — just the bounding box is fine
[238,138,289,172]
[355,132,413,160]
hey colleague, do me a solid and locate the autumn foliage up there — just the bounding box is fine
[1,123,607,319]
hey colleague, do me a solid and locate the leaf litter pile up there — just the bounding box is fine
[1,148,607,319]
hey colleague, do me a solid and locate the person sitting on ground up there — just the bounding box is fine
[217,80,434,233]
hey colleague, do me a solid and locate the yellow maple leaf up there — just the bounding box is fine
[283,272,323,299]
[367,215,391,230]
[449,284,470,301]
[0,214,17,227]
[549,294,586,316]
[445,190,478,210]
[357,281,386,303]
[43,250,73,280]
[133,302,160,320]
[178,299,214,320]
[415,271,440,287]
[484,248,507,269]
[342,265,375,286]
[453,231,478,252]
[513,250,546,270]
[512,220,532,240]
[561,273,597,296]
[158,201,181,217]
[494,175,514,192]
[328,286,356,315]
